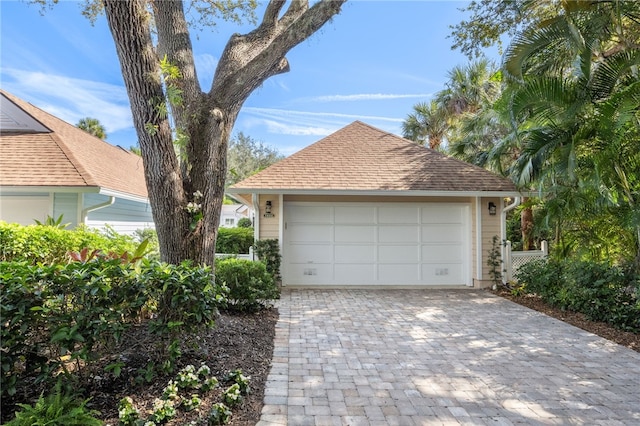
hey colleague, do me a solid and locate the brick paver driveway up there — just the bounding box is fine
[257,289,640,426]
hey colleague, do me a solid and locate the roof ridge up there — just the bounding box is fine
[49,132,98,187]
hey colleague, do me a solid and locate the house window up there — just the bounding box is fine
[225,218,235,227]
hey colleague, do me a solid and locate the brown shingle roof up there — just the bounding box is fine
[230,121,517,193]
[0,90,147,199]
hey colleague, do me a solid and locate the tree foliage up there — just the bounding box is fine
[402,59,501,151]
[75,117,107,140]
[448,0,560,59]
[443,0,640,263]
[226,132,284,186]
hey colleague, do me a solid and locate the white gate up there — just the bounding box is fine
[504,240,548,283]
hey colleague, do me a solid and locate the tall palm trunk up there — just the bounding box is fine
[520,197,535,250]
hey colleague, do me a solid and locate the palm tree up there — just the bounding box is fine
[402,59,501,150]
[500,0,640,261]
[76,117,107,140]
[435,58,501,117]
[402,101,447,149]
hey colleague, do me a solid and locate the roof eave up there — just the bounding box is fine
[227,188,522,198]
[0,185,149,203]
[0,185,101,195]
[99,188,149,204]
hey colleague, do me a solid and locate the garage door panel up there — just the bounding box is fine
[335,264,375,283]
[287,264,334,283]
[378,264,420,282]
[288,244,333,263]
[421,206,463,224]
[422,244,463,263]
[335,206,375,224]
[288,224,332,242]
[422,264,464,284]
[379,225,420,243]
[335,244,375,263]
[335,225,375,242]
[421,224,463,242]
[378,245,420,263]
[288,205,332,223]
[378,206,419,224]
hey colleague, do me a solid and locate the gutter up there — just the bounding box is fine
[82,196,115,224]
[227,188,521,198]
[501,197,521,284]
[252,193,260,253]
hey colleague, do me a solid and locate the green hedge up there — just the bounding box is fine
[516,258,640,331]
[215,258,279,311]
[0,259,227,398]
[0,221,138,264]
[216,227,254,254]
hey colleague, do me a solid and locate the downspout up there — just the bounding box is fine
[81,196,115,224]
[252,193,260,261]
[501,197,521,284]
[475,197,483,286]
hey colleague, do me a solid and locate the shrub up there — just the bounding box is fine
[133,227,160,259]
[0,259,148,396]
[142,260,227,336]
[515,258,640,331]
[237,217,253,228]
[253,239,281,282]
[216,227,254,254]
[215,258,279,311]
[0,221,137,264]
[1,258,228,398]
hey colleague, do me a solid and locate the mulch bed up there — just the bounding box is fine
[491,288,639,353]
[1,308,279,426]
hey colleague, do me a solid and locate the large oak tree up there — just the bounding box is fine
[102,0,345,265]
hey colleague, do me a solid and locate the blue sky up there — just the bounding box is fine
[1,1,498,156]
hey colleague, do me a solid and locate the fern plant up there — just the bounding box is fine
[5,382,101,426]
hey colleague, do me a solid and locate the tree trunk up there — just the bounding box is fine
[103,0,345,266]
[104,0,190,265]
[520,197,535,251]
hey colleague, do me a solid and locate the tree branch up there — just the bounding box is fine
[151,0,202,120]
[211,0,345,108]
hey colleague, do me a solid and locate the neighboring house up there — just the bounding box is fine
[220,203,251,227]
[0,90,153,235]
[229,121,520,288]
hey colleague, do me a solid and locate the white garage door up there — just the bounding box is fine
[283,202,471,286]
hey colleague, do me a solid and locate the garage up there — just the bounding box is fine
[283,202,471,286]
[229,121,520,288]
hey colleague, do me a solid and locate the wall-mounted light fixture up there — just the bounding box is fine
[488,201,497,216]
[264,200,274,218]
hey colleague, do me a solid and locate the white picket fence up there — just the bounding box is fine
[504,240,548,283]
[215,247,255,261]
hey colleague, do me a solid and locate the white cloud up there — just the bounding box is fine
[194,53,218,88]
[243,107,404,124]
[1,68,133,133]
[306,93,433,102]
[239,106,404,143]
[261,119,334,136]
